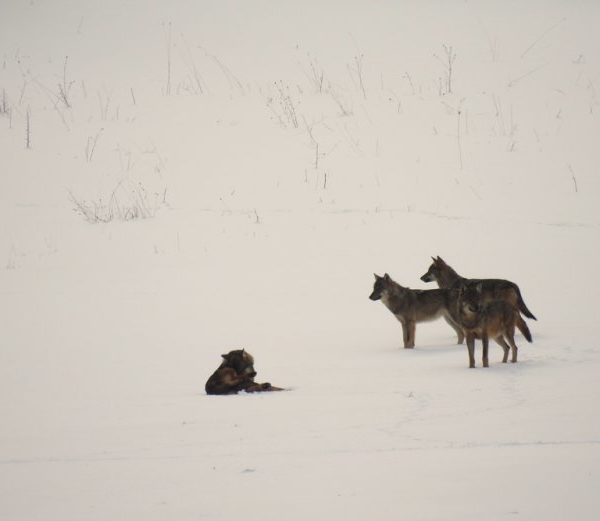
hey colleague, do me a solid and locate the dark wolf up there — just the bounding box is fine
[420,256,536,339]
[457,282,532,368]
[205,349,284,395]
[369,273,464,348]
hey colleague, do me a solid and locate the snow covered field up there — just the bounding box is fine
[1,1,599,519]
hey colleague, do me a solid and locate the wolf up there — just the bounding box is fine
[205,349,284,395]
[420,256,536,339]
[457,282,532,368]
[369,273,464,348]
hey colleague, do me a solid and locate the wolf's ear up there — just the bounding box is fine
[431,256,437,262]
[374,273,381,280]
[221,353,229,359]
[436,256,446,264]
[384,273,391,281]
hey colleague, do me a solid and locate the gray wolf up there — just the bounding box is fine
[420,256,536,339]
[369,273,464,348]
[205,349,284,395]
[457,282,532,368]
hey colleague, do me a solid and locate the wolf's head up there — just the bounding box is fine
[458,282,484,316]
[420,256,448,283]
[221,349,257,378]
[369,273,393,300]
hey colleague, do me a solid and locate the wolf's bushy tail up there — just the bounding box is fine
[516,315,533,343]
[515,286,536,320]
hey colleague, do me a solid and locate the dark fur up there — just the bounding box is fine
[370,273,464,348]
[457,282,530,368]
[205,349,283,395]
[420,256,536,340]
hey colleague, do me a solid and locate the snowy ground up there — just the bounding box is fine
[1,1,600,520]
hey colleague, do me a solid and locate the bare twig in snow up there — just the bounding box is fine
[97,91,112,120]
[347,54,367,99]
[267,81,298,128]
[25,106,31,149]
[162,21,172,95]
[508,63,547,88]
[435,45,456,95]
[204,50,244,94]
[1,89,8,115]
[58,56,74,108]
[568,164,578,193]
[330,88,352,117]
[456,99,465,170]
[403,72,416,95]
[388,90,402,113]
[302,116,322,169]
[300,53,325,93]
[85,128,103,162]
[520,18,566,59]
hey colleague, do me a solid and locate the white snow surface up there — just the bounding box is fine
[1,1,600,519]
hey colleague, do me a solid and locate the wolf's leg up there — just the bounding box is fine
[466,334,476,368]
[507,330,518,363]
[406,320,416,348]
[400,320,410,348]
[444,315,464,344]
[494,337,511,363]
[244,382,284,393]
[482,335,489,368]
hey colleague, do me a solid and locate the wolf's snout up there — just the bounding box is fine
[420,274,430,282]
[369,292,379,301]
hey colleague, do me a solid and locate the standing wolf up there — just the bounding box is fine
[457,282,532,368]
[420,256,536,339]
[205,349,284,395]
[369,273,464,348]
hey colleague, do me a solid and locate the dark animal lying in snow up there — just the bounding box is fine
[205,349,284,395]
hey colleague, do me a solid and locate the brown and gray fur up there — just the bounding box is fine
[420,256,536,340]
[370,273,464,348]
[205,349,284,395]
[457,282,532,368]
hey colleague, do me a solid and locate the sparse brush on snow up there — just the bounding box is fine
[1,88,9,116]
[68,181,168,223]
[57,56,74,109]
[25,106,31,149]
[329,88,353,117]
[266,81,299,128]
[347,53,367,100]
[162,21,173,96]
[298,52,326,94]
[435,44,456,96]
[85,129,103,162]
